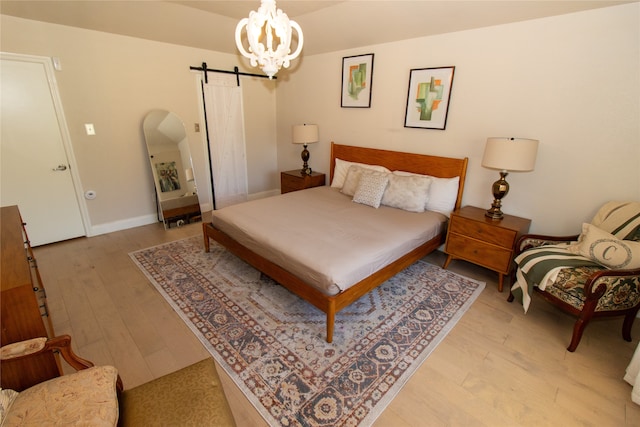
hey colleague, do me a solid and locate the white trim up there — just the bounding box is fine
[248,189,280,200]
[89,214,158,236]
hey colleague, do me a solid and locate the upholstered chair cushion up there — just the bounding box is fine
[542,265,640,312]
[3,366,119,426]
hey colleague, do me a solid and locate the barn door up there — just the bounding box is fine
[201,75,248,209]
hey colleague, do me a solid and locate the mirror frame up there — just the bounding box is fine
[143,109,201,229]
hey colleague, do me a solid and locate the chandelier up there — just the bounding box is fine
[235,0,304,79]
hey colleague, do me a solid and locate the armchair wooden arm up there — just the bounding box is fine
[1,334,123,392]
[509,233,640,352]
[542,267,640,351]
[514,233,580,255]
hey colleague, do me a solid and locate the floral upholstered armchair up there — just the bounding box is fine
[508,201,640,352]
[0,335,122,426]
[1,335,236,426]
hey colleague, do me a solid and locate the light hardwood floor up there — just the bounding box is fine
[33,217,640,426]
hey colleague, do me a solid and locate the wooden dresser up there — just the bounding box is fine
[444,205,531,292]
[1,205,59,391]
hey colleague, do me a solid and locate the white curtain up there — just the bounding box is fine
[625,342,640,405]
[202,77,248,209]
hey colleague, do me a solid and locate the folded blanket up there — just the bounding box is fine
[513,243,600,312]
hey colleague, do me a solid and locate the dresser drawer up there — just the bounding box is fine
[449,216,516,249]
[445,234,513,273]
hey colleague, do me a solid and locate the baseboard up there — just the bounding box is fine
[88,190,279,237]
[247,189,280,200]
[88,214,158,237]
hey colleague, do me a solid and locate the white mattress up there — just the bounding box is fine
[210,186,446,296]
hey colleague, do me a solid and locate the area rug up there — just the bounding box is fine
[130,236,485,426]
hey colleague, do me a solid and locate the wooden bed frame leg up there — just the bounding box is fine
[326,302,336,343]
[326,315,334,343]
[202,223,210,252]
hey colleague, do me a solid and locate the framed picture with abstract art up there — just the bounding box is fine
[341,53,374,108]
[404,66,455,130]
[155,161,181,193]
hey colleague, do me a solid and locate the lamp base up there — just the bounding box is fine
[485,171,510,220]
[300,144,312,176]
[485,204,504,220]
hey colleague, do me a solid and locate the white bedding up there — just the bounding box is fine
[210,186,447,296]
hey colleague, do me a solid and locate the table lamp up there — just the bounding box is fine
[481,137,539,219]
[292,124,319,175]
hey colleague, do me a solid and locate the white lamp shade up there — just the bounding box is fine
[292,124,319,144]
[482,137,539,172]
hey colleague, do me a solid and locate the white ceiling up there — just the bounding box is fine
[1,1,634,55]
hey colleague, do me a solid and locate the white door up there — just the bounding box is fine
[1,53,86,246]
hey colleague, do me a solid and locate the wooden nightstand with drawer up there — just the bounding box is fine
[280,170,325,194]
[443,205,531,292]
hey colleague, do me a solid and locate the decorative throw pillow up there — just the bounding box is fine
[352,170,389,208]
[567,223,640,269]
[425,176,460,216]
[341,165,368,197]
[381,173,432,212]
[331,158,390,189]
[590,201,640,240]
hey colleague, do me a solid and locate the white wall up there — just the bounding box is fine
[2,4,638,237]
[277,3,640,235]
[0,15,278,235]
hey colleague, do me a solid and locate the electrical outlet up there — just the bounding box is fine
[85,123,96,135]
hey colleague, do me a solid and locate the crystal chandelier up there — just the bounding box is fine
[235,0,304,79]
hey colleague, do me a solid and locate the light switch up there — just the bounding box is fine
[85,124,95,135]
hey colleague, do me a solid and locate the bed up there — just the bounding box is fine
[203,142,468,342]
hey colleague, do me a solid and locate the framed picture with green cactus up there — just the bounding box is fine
[341,53,374,108]
[404,66,455,130]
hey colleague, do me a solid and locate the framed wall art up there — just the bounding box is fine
[404,66,455,130]
[341,53,374,108]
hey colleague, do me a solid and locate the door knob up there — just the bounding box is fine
[53,164,68,171]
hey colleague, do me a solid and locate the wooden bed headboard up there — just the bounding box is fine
[330,142,469,211]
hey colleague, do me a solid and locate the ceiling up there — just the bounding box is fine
[1,1,634,55]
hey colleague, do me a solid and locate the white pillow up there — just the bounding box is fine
[567,223,640,269]
[331,158,390,189]
[425,176,460,216]
[392,171,460,216]
[381,173,432,213]
[352,170,389,208]
[341,165,368,197]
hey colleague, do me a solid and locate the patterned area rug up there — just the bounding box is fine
[130,236,485,426]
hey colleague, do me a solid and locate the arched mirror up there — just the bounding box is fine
[143,110,201,229]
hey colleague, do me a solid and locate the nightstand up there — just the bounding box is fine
[280,170,325,194]
[443,205,531,292]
